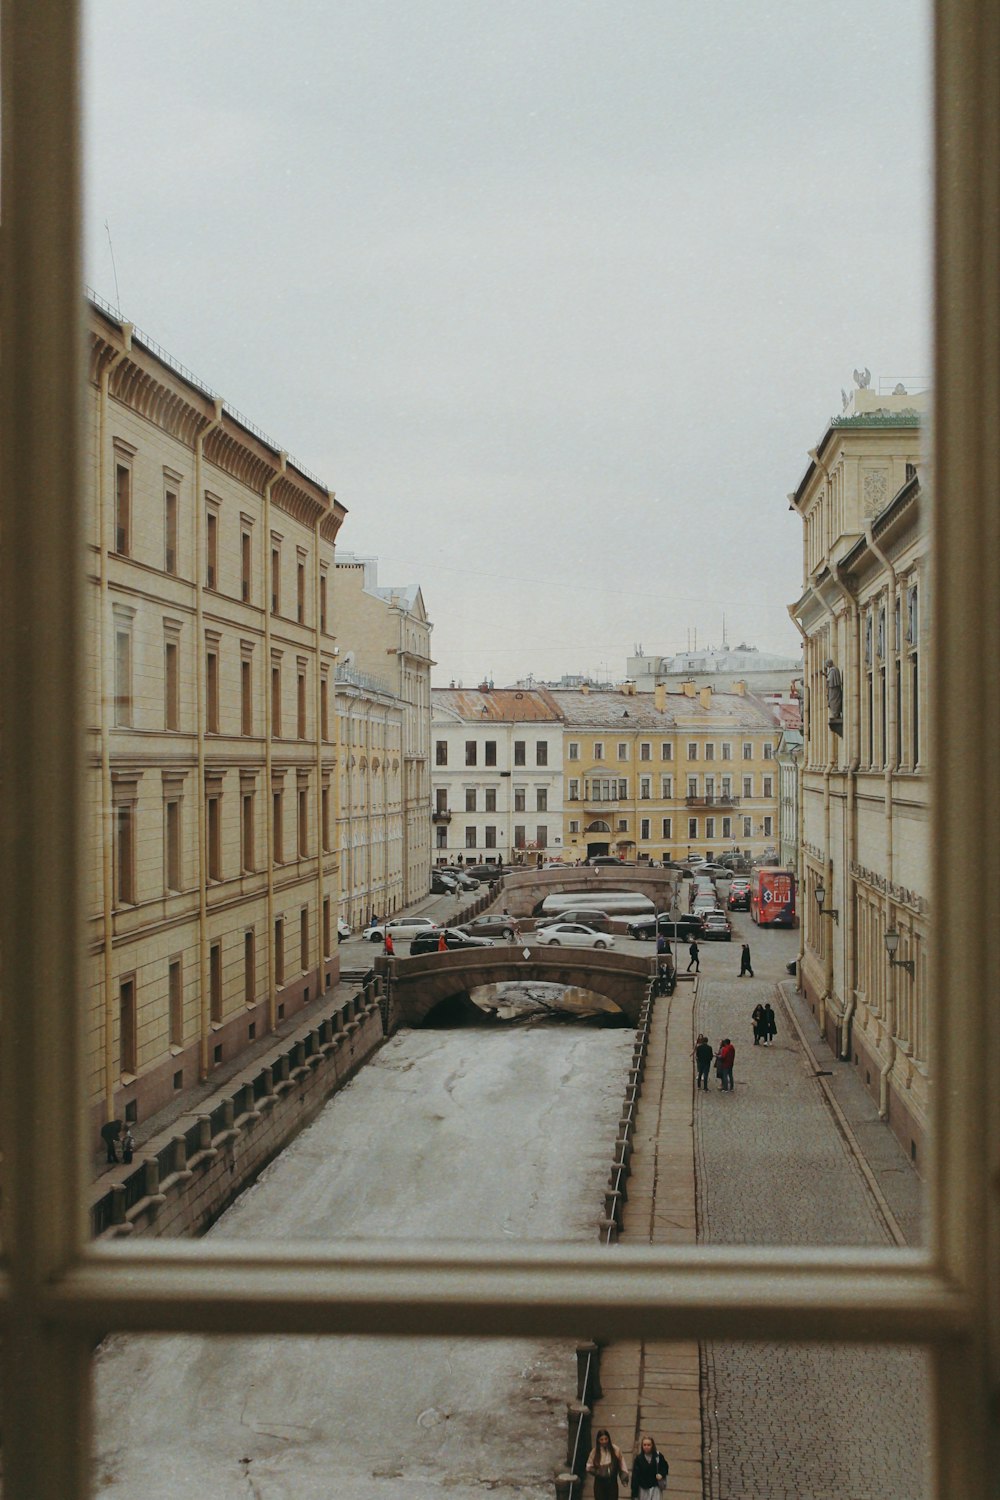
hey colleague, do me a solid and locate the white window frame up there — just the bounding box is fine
[0,8,996,1499]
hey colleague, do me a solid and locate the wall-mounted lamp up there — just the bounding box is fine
[884,927,915,976]
[814,880,838,922]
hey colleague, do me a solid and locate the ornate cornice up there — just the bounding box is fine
[850,861,927,914]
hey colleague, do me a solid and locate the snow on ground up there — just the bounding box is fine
[93,1023,632,1499]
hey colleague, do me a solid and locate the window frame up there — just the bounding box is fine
[0,8,995,1500]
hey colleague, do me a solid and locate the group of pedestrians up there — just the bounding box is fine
[751,1002,777,1046]
[586,1430,669,1497]
[99,1119,135,1165]
[693,1001,779,1094]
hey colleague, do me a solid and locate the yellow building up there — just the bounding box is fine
[552,683,780,863]
[86,301,350,1137]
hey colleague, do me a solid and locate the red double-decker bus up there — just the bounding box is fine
[750,867,796,926]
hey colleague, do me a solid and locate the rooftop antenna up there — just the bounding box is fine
[105,219,122,318]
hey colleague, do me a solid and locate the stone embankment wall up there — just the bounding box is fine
[90,978,384,1241]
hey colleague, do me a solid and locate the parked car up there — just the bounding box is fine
[362,916,438,944]
[585,855,635,866]
[409,927,496,955]
[431,871,459,894]
[697,862,732,879]
[456,913,520,939]
[701,913,733,941]
[438,867,479,890]
[627,914,703,941]
[534,922,614,950]
[534,909,615,932]
[728,885,751,911]
[464,864,503,882]
[337,917,351,942]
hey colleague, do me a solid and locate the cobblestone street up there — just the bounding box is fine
[694,921,930,1499]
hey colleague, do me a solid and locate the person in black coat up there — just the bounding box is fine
[762,1002,777,1046]
[100,1119,122,1164]
[739,942,754,977]
[630,1434,669,1497]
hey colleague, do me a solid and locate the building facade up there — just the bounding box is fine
[336,667,405,929]
[86,303,347,1135]
[625,643,802,703]
[431,688,565,863]
[334,555,433,903]
[789,386,929,1160]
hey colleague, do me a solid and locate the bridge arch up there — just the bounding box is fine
[500,865,676,917]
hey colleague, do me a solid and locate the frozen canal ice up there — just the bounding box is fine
[94,1023,633,1499]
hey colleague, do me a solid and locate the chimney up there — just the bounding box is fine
[621,680,636,696]
[682,680,696,698]
[654,682,666,712]
[699,685,712,710]
[581,682,590,695]
[734,679,747,696]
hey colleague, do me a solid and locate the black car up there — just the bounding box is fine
[627,914,703,941]
[728,886,751,911]
[409,927,497,956]
[464,864,503,883]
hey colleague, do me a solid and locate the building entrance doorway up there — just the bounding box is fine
[586,841,610,858]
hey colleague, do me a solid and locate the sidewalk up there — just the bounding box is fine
[589,977,703,1499]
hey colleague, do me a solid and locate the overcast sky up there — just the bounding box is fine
[83,2,932,686]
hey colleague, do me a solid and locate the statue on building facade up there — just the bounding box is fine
[825,658,843,720]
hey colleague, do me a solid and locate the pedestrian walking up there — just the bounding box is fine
[751,1002,765,1044]
[694,1034,714,1091]
[384,931,394,956]
[762,1002,777,1046]
[120,1124,135,1164]
[739,942,754,977]
[437,930,448,952]
[656,931,668,957]
[630,1434,669,1497]
[686,939,700,973]
[586,1429,629,1499]
[715,1038,735,1091]
[100,1119,122,1164]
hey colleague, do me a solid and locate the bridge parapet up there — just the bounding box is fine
[500,865,675,917]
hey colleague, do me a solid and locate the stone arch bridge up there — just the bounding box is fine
[378,946,655,1028]
[500,865,676,917]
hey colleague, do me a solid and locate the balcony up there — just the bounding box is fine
[685,795,740,808]
[431,809,452,823]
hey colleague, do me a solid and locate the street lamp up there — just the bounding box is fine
[814,880,839,922]
[884,927,915,976]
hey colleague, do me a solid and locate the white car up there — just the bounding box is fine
[362,916,438,944]
[534,922,615,950]
[337,917,351,942]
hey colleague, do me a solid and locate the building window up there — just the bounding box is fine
[742,816,752,838]
[485,741,497,766]
[465,788,476,812]
[272,790,283,863]
[271,662,281,737]
[722,816,731,839]
[297,669,307,739]
[300,907,309,969]
[485,788,497,812]
[244,931,255,1006]
[209,941,222,1024]
[435,741,448,766]
[763,815,773,837]
[114,461,131,555]
[296,558,306,624]
[688,818,698,839]
[205,507,218,590]
[435,787,448,813]
[298,787,309,858]
[706,817,715,838]
[618,778,628,798]
[321,675,329,740]
[168,958,183,1045]
[721,775,732,798]
[206,647,220,733]
[514,825,526,848]
[640,742,651,761]
[763,741,774,759]
[241,528,252,602]
[617,818,628,832]
[536,788,547,812]
[535,825,547,849]
[536,741,548,766]
[274,918,285,987]
[323,898,332,958]
[241,658,253,736]
[115,801,136,905]
[639,776,651,800]
[763,775,773,798]
[743,741,753,759]
[320,571,328,633]
[687,742,698,760]
[165,799,181,891]
[514,740,526,766]
[569,819,580,834]
[514,786,526,811]
[436,826,447,849]
[568,742,579,761]
[165,489,178,575]
[661,817,672,838]
[119,976,137,1075]
[617,742,628,760]
[206,793,222,881]
[114,626,132,727]
[241,791,255,872]
[640,818,651,840]
[164,637,179,730]
[661,775,672,798]
[465,826,476,849]
[322,786,331,851]
[593,742,604,760]
[743,775,753,798]
[722,742,732,760]
[705,742,715,761]
[661,742,672,760]
[270,544,280,615]
[465,741,477,766]
[485,826,497,848]
[687,776,698,798]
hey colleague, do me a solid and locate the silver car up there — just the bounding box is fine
[534,922,615,950]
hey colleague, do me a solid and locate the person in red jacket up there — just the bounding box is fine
[384,931,394,956]
[437,930,448,952]
[715,1037,736,1091]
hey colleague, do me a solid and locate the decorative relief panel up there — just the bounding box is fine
[862,468,889,516]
